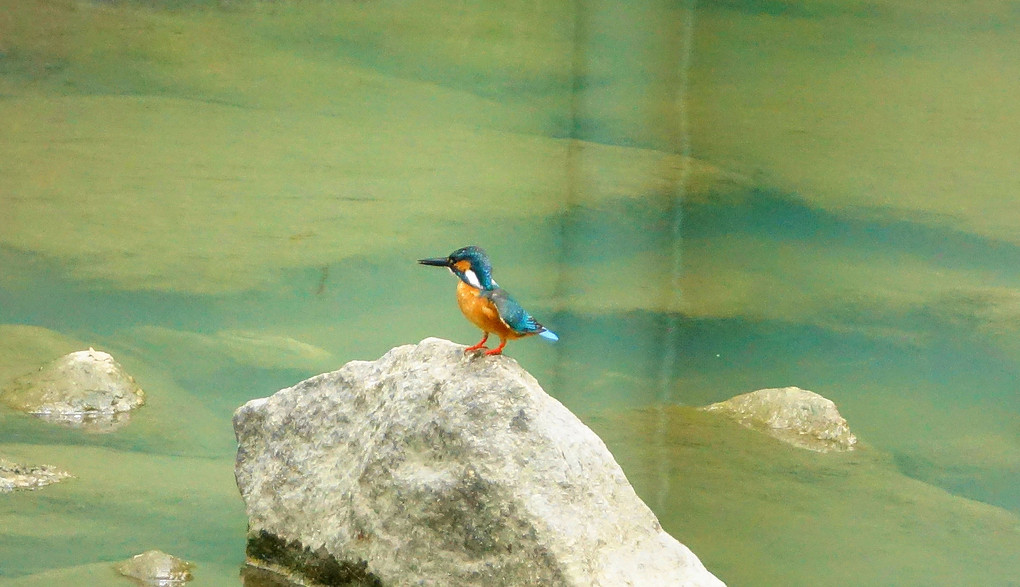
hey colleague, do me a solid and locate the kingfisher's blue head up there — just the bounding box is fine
[418,245,496,290]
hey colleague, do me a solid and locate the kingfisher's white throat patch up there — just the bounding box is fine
[462,268,483,289]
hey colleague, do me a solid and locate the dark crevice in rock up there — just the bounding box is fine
[246,530,383,587]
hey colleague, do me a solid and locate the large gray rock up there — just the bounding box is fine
[234,337,723,587]
[0,348,144,432]
[702,386,857,452]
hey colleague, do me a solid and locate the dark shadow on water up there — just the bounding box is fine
[549,186,1020,275]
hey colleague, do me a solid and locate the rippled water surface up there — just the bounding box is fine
[1,1,1018,585]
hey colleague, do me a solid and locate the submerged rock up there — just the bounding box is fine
[0,457,73,492]
[234,337,723,587]
[113,549,194,585]
[0,348,144,432]
[595,405,1020,587]
[702,386,857,452]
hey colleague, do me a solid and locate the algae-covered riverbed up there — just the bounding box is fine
[1,1,1018,584]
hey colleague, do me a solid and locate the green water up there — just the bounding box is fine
[1,0,1018,585]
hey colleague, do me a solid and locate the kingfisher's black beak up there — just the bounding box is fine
[418,257,451,268]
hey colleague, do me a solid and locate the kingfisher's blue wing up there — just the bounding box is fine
[484,288,558,341]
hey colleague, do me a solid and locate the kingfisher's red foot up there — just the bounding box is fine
[484,339,507,356]
[465,333,489,353]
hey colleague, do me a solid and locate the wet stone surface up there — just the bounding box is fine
[702,386,858,453]
[113,549,194,585]
[0,348,145,433]
[0,457,73,493]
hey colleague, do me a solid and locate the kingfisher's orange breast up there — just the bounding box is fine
[456,281,524,340]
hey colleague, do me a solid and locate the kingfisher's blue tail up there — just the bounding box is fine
[539,329,559,342]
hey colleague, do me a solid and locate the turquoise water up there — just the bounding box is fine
[2,0,1018,584]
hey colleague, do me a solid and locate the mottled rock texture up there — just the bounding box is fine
[113,549,194,584]
[234,338,723,587]
[702,386,857,452]
[0,348,144,432]
[0,457,73,492]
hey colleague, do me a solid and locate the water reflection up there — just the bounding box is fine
[1,0,1018,584]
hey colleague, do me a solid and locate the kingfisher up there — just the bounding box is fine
[418,246,558,356]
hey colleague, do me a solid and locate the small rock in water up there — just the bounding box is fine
[702,386,857,452]
[0,348,145,433]
[0,457,73,493]
[114,550,194,585]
